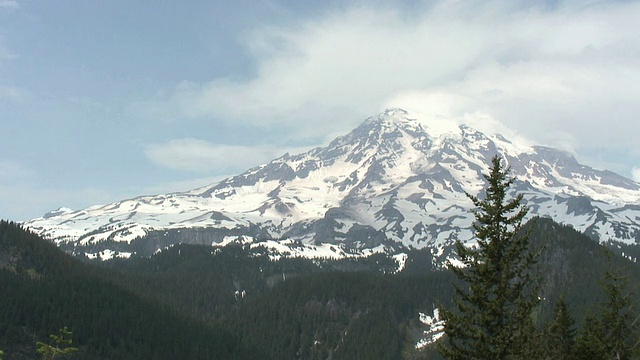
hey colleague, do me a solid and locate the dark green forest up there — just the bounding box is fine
[1,218,640,359]
[0,221,264,359]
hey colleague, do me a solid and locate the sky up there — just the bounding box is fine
[1,0,639,221]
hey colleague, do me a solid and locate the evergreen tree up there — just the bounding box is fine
[573,267,639,360]
[573,312,607,360]
[35,327,78,360]
[439,155,540,360]
[599,269,638,360]
[544,297,577,360]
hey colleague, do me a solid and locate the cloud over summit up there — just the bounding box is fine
[2,0,639,221]
[137,1,640,178]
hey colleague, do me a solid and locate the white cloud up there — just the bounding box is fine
[144,138,312,173]
[633,167,640,183]
[145,4,494,132]
[140,0,640,175]
[0,0,18,10]
[0,85,28,102]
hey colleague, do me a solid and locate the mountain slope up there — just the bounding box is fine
[99,217,640,360]
[0,221,265,359]
[25,109,640,259]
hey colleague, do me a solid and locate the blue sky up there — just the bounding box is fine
[1,0,639,221]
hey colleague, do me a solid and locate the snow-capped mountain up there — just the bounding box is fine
[26,109,640,260]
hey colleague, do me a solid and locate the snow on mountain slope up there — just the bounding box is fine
[25,109,640,259]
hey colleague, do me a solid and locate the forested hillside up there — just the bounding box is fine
[2,218,640,359]
[0,220,263,360]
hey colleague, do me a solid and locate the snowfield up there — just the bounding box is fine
[25,109,640,260]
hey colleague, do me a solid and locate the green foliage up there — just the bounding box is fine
[0,220,264,359]
[545,265,640,360]
[35,327,78,360]
[2,219,448,359]
[333,309,403,360]
[598,268,639,360]
[439,155,541,360]
[6,212,640,359]
[100,243,324,322]
[573,312,608,360]
[225,271,455,359]
[100,242,454,359]
[544,297,577,360]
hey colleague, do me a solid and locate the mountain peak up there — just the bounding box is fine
[24,109,640,260]
[356,108,423,135]
[364,108,411,125]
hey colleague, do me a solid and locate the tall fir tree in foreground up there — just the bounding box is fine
[439,155,540,360]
